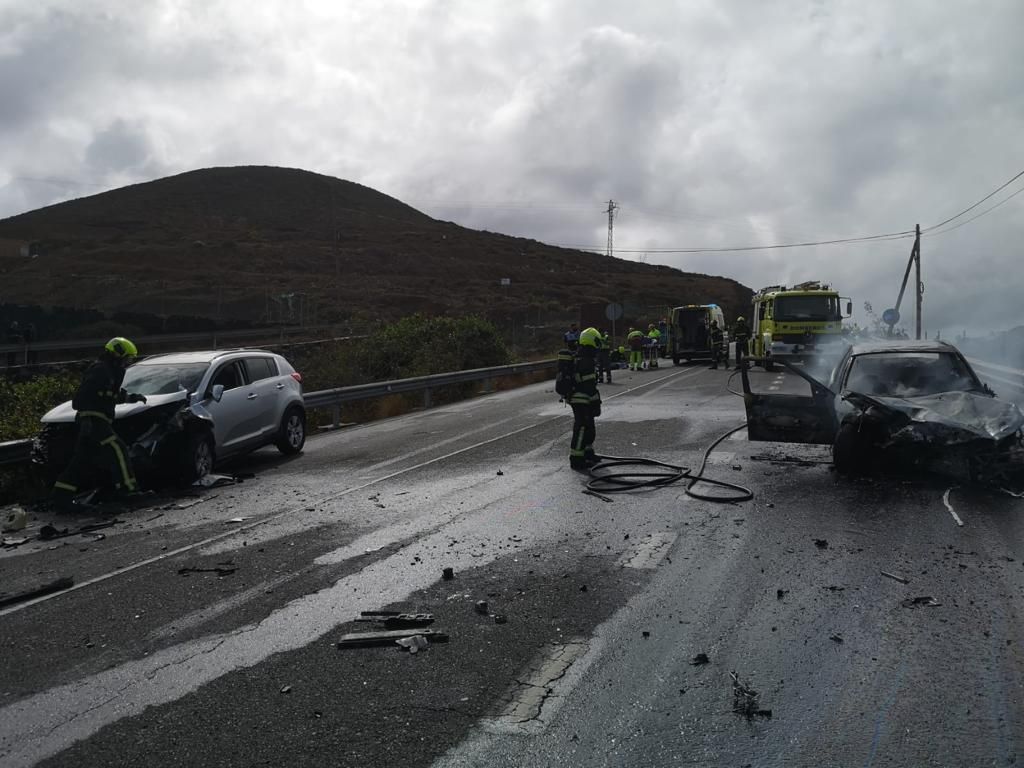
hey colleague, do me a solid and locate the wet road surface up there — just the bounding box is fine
[0,363,1021,767]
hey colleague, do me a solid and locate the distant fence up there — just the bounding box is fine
[0,325,355,367]
[0,359,558,468]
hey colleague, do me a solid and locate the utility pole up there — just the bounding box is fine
[605,200,619,259]
[914,223,922,340]
[891,223,922,339]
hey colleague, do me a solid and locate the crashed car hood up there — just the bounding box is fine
[41,390,190,424]
[851,390,1024,443]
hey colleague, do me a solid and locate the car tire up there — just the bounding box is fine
[833,423,869,476]
[184,431,215,482]
[673,354,680,366]
[764,354,776,372]
[276,406,306,455]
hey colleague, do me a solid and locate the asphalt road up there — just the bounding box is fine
[0,362,1021,767]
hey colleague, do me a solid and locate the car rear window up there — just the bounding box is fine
[245,357,278,382]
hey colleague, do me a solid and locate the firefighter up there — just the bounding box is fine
[731,316,751,369]
[51,337,148,513]
[708,320,724,369]
[568,327,602,470]
[646,324,661,369]
[595,329,612,383]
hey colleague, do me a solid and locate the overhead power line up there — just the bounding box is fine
[922,168,1024,232]
[924,183,1024,237]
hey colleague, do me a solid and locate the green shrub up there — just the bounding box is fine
[0,374,78,441]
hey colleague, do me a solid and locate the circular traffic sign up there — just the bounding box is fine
[882,308,900,326]
[605,303,624,321]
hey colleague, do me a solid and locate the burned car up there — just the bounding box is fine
[740,340,1024,483]
[33,350,306,488]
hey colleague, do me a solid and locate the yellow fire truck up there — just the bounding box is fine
[750,281,852,370]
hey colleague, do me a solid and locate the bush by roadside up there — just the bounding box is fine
[0,373,78,442]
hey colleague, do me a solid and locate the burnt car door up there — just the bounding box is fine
[740,360,838,444]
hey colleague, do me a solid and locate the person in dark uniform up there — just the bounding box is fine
[731,316,751,369]
[595,329,612,384]
[708,320,724,369]
[568,327,603,470]
[51,337,147,513]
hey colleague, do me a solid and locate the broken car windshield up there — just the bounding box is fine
[844,352,978,397]
[774,295,840,322]
[122,363,209,396]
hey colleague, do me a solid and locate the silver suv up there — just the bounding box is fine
[36,349,306,484]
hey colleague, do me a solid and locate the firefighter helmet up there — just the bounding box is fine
[104,337,138,360]
[579,327,602,348]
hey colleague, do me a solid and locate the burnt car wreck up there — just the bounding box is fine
[740,340,1024,487]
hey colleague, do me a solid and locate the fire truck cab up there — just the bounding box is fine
[751,281,852,371]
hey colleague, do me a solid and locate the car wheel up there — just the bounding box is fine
[764,354,776,372]
[184,431,215,482]
[672,354,680,366]
[276,406,306,455]
[833,423,869,476]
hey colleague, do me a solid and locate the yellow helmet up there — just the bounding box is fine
[104,337,138,360]
[736,316,746,323]
[578,327,602,348]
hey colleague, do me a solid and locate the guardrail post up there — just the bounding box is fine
[423,388,432,408]
[331,403,341,428]
[479,377,494,395]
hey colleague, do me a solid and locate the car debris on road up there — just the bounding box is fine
[730,671,772,719]
[335,628,449,649]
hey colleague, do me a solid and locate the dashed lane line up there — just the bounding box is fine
[0,367,708,618]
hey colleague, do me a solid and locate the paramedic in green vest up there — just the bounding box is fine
[568,327,603,470]
[51,337,147,513]
[627,328,644,371]
[731,316,751,369]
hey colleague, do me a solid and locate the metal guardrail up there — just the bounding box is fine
[0,359,558,468]
[0,439,32,467]
[968,358,1024,393]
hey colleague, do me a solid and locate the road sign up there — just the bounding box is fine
[605,303,623,321]
[499,278,511,286]
[882,308,900,326]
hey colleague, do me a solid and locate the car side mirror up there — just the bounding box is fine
[846,301,853,316]
[211,384,225,403]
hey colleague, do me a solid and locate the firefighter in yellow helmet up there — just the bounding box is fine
[567,327,603,470]
[51,337,147,513]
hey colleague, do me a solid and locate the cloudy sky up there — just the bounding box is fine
[1,0,1022,334]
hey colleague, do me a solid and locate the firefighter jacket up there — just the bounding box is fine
[710,326,724,347]
[71,357,127,422]
[732,320,751,345]
[569,348,602,408]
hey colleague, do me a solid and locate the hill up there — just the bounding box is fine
[0,166,753,330]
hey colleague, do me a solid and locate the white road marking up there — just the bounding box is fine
[706,451,736,465]
[488,641,590,729]
[768,386,780,391]
[943,487,964,527]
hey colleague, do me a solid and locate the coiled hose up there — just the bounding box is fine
[586,370,753,502]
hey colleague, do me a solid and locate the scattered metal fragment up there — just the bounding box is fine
[776,589,788,600]
[829,634,844,643]
[177,494,218,510]
[78,520,120,533]
[582,489,613,502]
[493,615,507,625]
[814,539,829,549]
[280,685,292,694]
[442,567,455,581]
[177,565,237,577]
[1,536,30,549]
[943,488,964,527]
[730,671,772,719]
[880,570,910,584]
[474,600,489,615]
[38,525,70,541]
[496,470,504,476]
[0,576,74,609]
[356,612,434,629]
[690,653,710,666]
[226,517,247,524]
[335,629,449,648]
[905,596,941,608]
[642,631,650,639]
